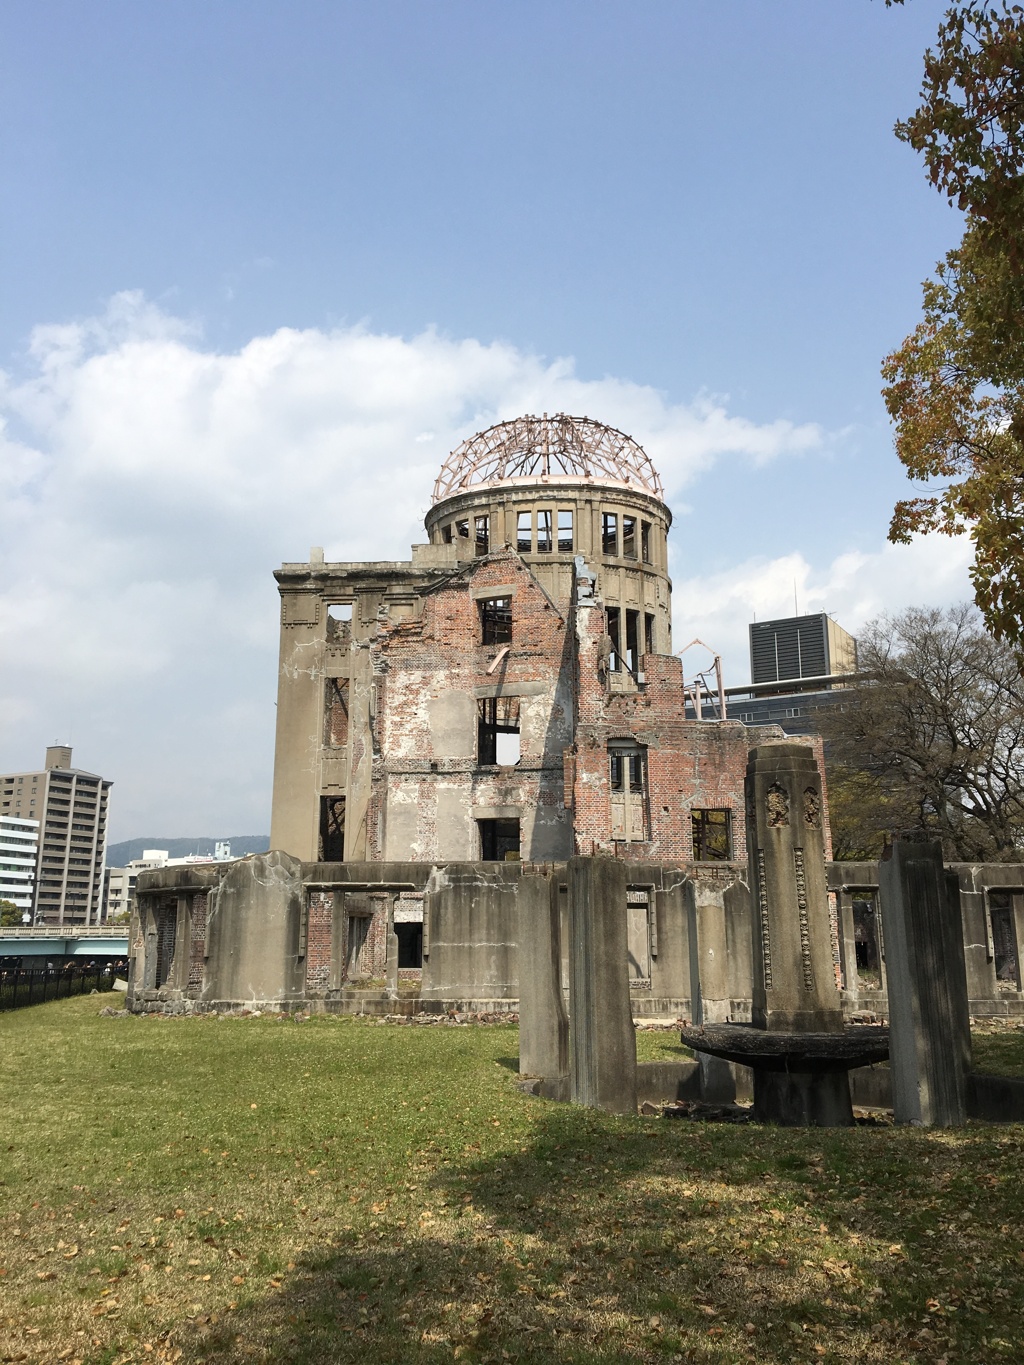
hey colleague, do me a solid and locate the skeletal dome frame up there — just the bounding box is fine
[432,413,664,504]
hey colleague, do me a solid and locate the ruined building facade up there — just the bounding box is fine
[269,414,784,872]
[128,416,1024,1023]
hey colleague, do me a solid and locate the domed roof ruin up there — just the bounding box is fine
[432,413,663,503]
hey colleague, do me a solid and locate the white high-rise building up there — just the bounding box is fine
[0,816,40,915]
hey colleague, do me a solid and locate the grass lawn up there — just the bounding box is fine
[1,999,1022,1365]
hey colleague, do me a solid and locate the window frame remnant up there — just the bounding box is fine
[644,612,656,655]
[691,808,732,861]
[558,509,574,552]
[606,606,621,671]
[478,696,521,766]
[536,508,553,553]
[517,511,533,553]
[641,520,652,563]
[478,817,521,862]
[622,515,637,559]
[609,742,649,843]
[455,518,470,541]
[988,890,1021,990]
[479,596,513,645]
[602,511,619,556]
[475,515,490,555]
[624,609,640,674]
[318,795,346,862]
[442,524,453,543]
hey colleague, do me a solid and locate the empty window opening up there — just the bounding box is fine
[558,509,574,552]
[455,519,470,540]
[318,795,346,862]
[327,603,353,642]
[517,511,533,553]
[475,515,489,556]
[609,744,648,842]
[479,818,521,861]
[622,516,637,559]
[852,895,881,987]
[606,607,621,671]
[536,509,553,553]
[346,914,369,977]
[989,891,1021,990]
[325,678,349,747]
[624,609,640,674]
[691,809,731,861]
[602,512,618,556]
[480,597,512,645]
[442,524,453,543]
[478,696,521,765]
[641,521,652,563]
[644,612,656,655]
[396,921,423,968]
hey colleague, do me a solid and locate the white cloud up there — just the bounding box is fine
[672,534,975,688]
[0,292,950,840]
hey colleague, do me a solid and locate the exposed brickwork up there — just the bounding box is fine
[186,891,207,991]
[305,889,333,995]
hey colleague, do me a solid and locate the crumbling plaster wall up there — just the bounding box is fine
[369,550,574,863]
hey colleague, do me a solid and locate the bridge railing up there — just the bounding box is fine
[0,926,130,938]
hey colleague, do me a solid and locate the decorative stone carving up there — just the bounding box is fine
[803,786,821,828]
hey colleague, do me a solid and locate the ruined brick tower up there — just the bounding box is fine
[269,414,801,871]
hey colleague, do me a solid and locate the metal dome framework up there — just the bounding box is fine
[432,413,664,504]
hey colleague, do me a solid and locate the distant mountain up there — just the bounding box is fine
[105,836,271,867]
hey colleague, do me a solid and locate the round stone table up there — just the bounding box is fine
[680,1023,890,1127]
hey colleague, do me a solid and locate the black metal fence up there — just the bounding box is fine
[0,960,128,1011]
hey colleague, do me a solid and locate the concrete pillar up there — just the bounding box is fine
[879,835,972,1126]
[517,870,568,1080]
[686,885,736,1102]
[568,856,637,1114]
[386,928,400,1002]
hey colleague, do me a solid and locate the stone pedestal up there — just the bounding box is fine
[879,835,971,1127]
[754,1069,853,1127]
[568,856,637,1115]
[518,870,569,1081]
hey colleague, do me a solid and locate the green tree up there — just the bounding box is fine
[821,603,1024,861]
[0,899,22,926]
[883,3,1024,646]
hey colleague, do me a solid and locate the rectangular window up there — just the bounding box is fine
[641,521,651,564]
[609,744,648,842]
[624,609,639,674]
[442,524,453,543]
[478,818,521,862]
[480,597,512,645]
[475,515,489,556]
[602,512,618,556]
[622,515,637,559]
[989,891,1021,990]
[691,809,731,861]
[325,678,349,747]
[644,612,656,655]
[455,519,470,540]
[536,509,553,553]
[318,796,346,862]
[478,696,521,766]
[517,511,532,553]
[558,509,574,552]
[606,607,621,671]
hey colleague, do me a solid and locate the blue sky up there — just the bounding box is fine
[0,1,973,840]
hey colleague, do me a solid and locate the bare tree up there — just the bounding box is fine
[823,603,1024,862]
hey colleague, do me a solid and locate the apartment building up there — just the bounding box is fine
[0,747,112,925]
[0,816,40,916]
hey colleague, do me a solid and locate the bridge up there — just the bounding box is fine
[0,925,130,959]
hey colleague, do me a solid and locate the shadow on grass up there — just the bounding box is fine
[170,1103,1024,1365]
